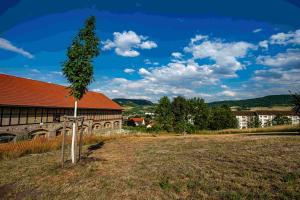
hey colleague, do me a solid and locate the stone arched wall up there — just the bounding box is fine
[0,133,16,143]
[113,121,120,129]
[28,129,49,139]
[104,122,112,129]
[55,126,72,136]
[81,125,89,134]
[0,118,122,141]
[92,123,101,130]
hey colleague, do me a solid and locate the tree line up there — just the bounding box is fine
[154,96,238,133]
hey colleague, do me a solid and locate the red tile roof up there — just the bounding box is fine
[0,74,122,110]
[129,118,144,122]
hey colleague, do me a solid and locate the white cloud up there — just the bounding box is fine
[144,59,159,66]
[257,49,300,69]
[221,85,229,89]
[184,35,256,75]
[252,48,300,91]
[93,34,260,101]
[269,29,300,45]
[253,68,300,85]
[115,48,139,57]
[30,69,40,73]
[140,41,157,49]
[50,71,63,76]
[259,40,269,49]
[124,68,135,74]
[0,38,34,59]
[253,28,262,33]
[94,31,300,102]
[220,90,236,97]
[138,68,151,76]
[102,30,157,57]
[190,34,208,43]
[171,52,183,59]
[144,59,151,64]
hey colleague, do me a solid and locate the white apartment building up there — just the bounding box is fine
[233,110,299,129]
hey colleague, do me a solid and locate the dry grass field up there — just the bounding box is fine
[0,132,299,199]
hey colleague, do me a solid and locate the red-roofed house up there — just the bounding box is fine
[0,74,123,142]
[129,118,145,126]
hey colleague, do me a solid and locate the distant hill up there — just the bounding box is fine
[113,98,153,106]
[208,95,294,108]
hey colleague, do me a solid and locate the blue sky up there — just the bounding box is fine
[0,0,299,102]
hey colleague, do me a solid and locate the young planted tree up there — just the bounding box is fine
[62,16,99,163]
[155,96,174,132]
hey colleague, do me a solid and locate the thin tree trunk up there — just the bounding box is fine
[71,101,78,164]
[61,117,66,167]
[78,120,84,161]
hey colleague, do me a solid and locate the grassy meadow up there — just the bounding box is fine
[0,132,299,199]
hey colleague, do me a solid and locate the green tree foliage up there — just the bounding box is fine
[155,96,239,132]
[292,92,300,117]
[209,105,238,130]
[172,96,189,133]
[272,115,292,125]
[265,120,272,127]
[291,92,300,133]
[155,96,174,132]
[62,16,100,100]
[188,98,210,130]
[247,115,262,128]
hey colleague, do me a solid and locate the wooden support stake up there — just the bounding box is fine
[74,119,78,164]
[61,116,66,168]
[78,119,84,161]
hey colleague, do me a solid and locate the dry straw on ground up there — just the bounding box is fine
[0,133,299,199]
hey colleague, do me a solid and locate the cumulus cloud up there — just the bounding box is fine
[0,38,34,59]
[253,28,262,33]
[138,68,151,76]
[257,49,300,69]
[102,30,157,57]
[190,34,208,43]
[259,40,269,49]
[184,35,256,75]
[140,41,157,49]
[95,34,261,101]
[144,59,159,65]
[221,85,229,89]
[270,29,300,45]
[220,90,236,97]
[171,52,183,59]
[253,68,300,85]
[253,48,300,90]
[95,31,300,102]
[124,68,135,74]
[259,29,300,48]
